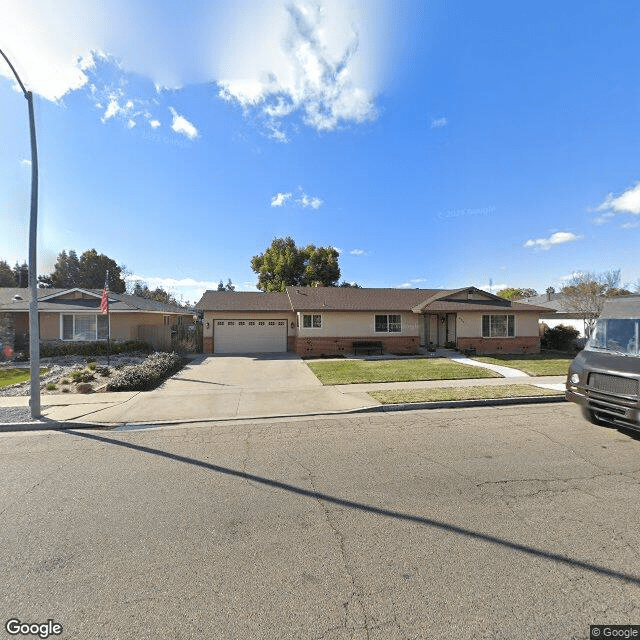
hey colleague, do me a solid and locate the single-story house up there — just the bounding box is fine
[519,290,590,337]
[0,287,194,352]
[195,286,550,356]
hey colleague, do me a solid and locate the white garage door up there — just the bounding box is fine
[214,319,288,354]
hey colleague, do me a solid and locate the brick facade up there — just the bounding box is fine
[456,336,540,354]
[294,335,419,357]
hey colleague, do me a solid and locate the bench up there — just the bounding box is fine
[352,340,384,356]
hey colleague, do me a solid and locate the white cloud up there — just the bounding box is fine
[559,271,585,282]
[0,0,397,137]
[621,220,640,229]
[297,193,323,209]
[169,107,198,139]
[216,1,389,136]
[399,278,428,289]
[149,119,161,129]
[270,188,322,209]
[20,159,31,167]
[524,231,581,250]
[271,192,292,207]
[598,181,640,215]
[592,212,615,225]
[350,248,367,256]
[430,117,448,129]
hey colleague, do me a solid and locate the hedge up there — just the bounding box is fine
[40,340,154,358]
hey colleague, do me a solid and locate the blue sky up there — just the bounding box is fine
[1,0,639,304]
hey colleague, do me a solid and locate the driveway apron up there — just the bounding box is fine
[53,354,376,424]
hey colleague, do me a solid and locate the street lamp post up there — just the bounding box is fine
[1,49,40,418]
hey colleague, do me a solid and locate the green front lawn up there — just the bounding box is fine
[306,358,501,385]
[472,354,572,376]
[0,368,47,389]
[370,384,563,404]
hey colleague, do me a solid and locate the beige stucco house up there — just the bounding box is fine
[196,286,549,356]
[0,288,194,353]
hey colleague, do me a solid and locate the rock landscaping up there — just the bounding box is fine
[0,351,186,396]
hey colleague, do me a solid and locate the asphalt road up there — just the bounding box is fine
[1,404,639,640]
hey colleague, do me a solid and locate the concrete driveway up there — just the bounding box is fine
[40,354,376,425]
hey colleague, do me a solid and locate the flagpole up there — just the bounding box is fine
[101,270,110,366]
[106,271,110,366]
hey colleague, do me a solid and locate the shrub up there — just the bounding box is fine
[106,352,187,392]
[61,379,69,385]
[46,383,57,391]
[40,340,153,358]
[70,370,95,383]
[96,366,111,377]
[87,361,97,370]
[541,324,580,352]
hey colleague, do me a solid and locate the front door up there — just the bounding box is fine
[424,313,456,347]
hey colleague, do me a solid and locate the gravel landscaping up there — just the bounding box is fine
[0,354,149,397]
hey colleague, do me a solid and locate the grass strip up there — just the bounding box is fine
[0,368,48,389]
[472,355,572,376]
[369,384,563,404]
[306,359,500,385]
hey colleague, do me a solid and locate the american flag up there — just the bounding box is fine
[100,277,109,315]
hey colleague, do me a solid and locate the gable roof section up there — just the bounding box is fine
[0,288,192,314]
[194,291,291,312]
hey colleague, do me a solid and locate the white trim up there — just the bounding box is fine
[481,313,516,338]
[40,287,104,301]
[301,313,322,329]
[374,313,402,334]
[60,312,110,341]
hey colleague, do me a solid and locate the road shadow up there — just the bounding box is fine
[62,428,640,587]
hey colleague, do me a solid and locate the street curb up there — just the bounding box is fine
[0,395,567,433]
[354,394,567,414]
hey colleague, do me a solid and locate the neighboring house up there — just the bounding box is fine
[0,288,194,352]
[195,286,549,356]
[520,290,591,337]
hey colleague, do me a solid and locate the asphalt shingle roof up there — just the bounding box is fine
[194,286,550,314]
[195,291,292,312]
[0,288,192,314]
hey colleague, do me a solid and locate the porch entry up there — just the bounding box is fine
[425,313,457,347]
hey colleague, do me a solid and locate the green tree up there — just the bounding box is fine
[39,249,126,292]
[0,259,16,286]
[496,287,538,300]
[12,262,29,288]
[251,237,340,292]
[132,281,182,307]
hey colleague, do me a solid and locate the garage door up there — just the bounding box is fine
[214,319,288,354]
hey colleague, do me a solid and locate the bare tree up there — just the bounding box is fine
[561,270,631,336]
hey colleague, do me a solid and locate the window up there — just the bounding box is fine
[375,314,401,333]
[482,315,515,338]
[302,314,322,329]
[61,314,109,341]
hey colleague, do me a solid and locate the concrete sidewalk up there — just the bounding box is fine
[0,353,567,429]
